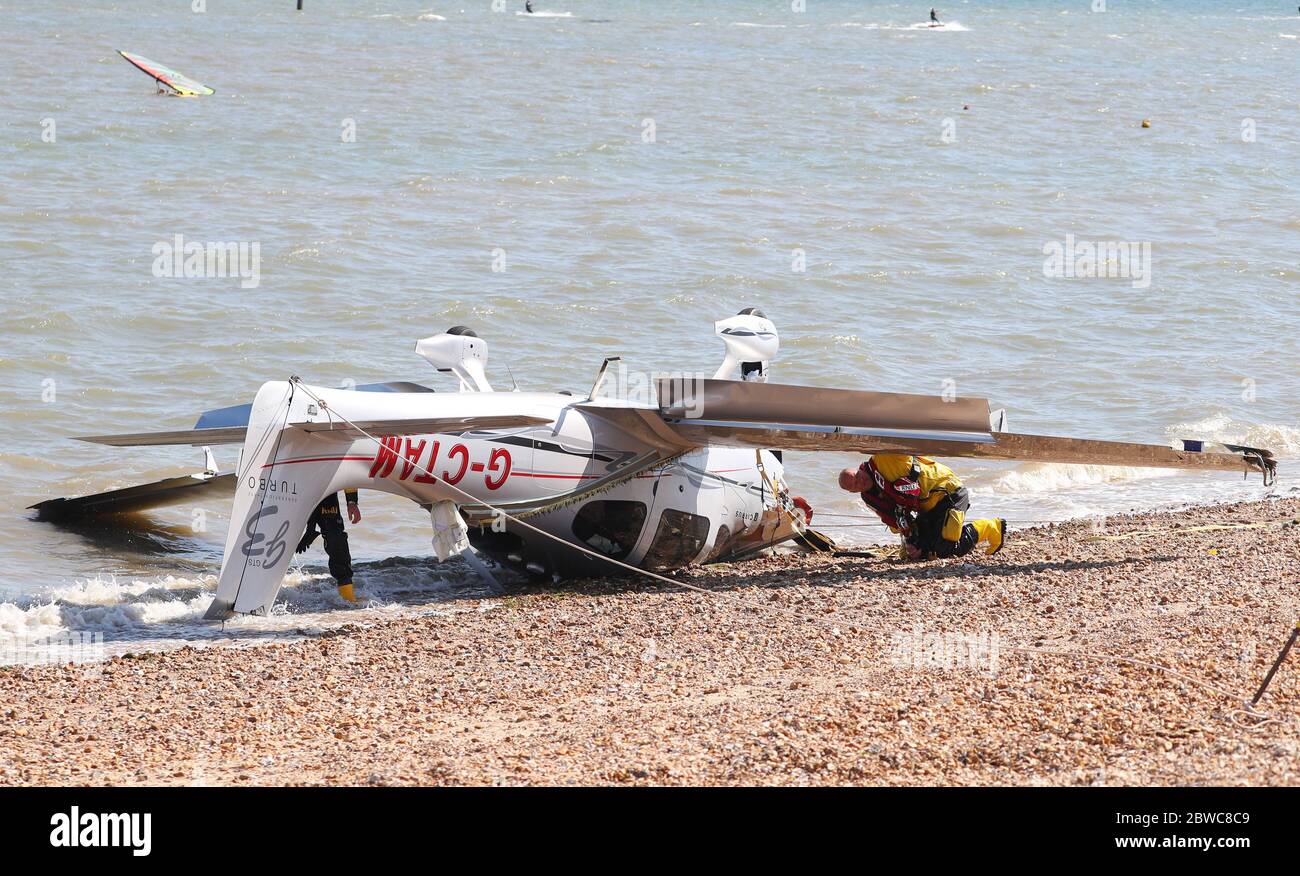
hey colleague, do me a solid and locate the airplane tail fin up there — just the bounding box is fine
[204,381,338,620]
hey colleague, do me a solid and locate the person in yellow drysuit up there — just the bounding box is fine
[838,454,1005,559]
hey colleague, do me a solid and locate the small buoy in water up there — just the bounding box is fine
[1141,118,1151,128]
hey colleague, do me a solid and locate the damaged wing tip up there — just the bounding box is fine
[28,499,66,521]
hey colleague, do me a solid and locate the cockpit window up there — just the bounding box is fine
[571,500,648,561]
[642,509,711,569]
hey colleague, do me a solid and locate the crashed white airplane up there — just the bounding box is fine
[33,310,1276,621]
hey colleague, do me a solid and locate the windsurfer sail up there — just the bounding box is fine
[117,51,214,96]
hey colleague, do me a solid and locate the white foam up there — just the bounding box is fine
[0,573,220,647]
[0,557,489,660]
[844,20,969,32]
[54,573,203,606]
[1165,415,1300,457]
[375,10,445,21]
[908,20,968,31]
[981,462,1179,494]
[0,600,66,642]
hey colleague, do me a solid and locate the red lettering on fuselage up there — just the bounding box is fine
[413,440,441,484]
[368,439,511,491]
[443,443,470,485]
[399,438,427,481]
[485,447,512,490]
[369,436,401,479]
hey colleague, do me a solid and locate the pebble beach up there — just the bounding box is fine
[2,495,1297,787]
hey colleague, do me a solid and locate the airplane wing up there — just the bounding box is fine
[75,414,550,447]
[653,379,1277,482]
[30,471,237,522]
[76,427,249,447]
[46,409,552,522]
[294,414,551,438]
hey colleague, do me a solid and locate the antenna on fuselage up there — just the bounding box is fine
[713,307,778,382]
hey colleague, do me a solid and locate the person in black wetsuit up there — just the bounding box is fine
[297,490,363,603]
[525,1,534,12]
[930,8,941,24]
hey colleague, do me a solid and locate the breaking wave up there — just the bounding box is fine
[982,463,1179,494]
[0,573,218,659]
[0,559,496,663]
[1165,415,1300,458]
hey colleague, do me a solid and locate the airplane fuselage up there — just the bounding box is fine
[225,384,795,596]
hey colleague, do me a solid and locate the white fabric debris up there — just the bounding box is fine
[430,500,469,561]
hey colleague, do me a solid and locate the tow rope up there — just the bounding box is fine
[1080,519,1294,543]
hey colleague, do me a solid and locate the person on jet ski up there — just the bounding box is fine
[838,455,1005,560]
